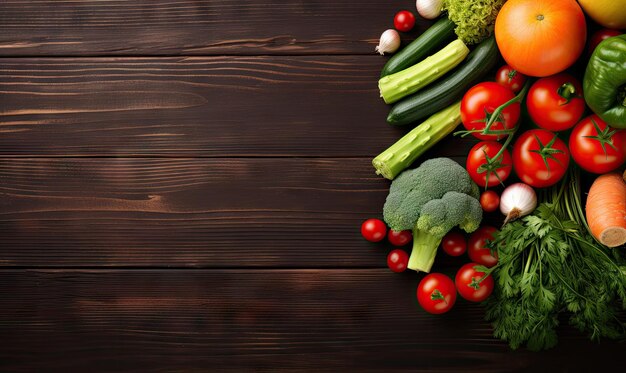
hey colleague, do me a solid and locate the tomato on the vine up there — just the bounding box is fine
[455,263,494,302]
[569,114,626,174]
[387,229,412,247]
[387,249,409,273]
[417,273,457,314]
[361,218,387,242]
[526,73,585,132]
[512,129,570,188]
[461,82,520,140]
[466,141,512,187]
[479,190,500,213]
[495,65,527,93]
[393,10,415,32]
[468,226,498,268]
[441,231,466,257]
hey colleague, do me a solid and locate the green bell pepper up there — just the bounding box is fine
[583,34,626,129]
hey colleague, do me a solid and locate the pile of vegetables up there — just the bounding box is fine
[363,0,626,351]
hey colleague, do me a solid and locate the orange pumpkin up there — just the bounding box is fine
[494,0,586,77]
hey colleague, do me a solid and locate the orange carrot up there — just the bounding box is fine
[585,173,626,247]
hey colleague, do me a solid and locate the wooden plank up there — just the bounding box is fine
[0,157,503,268]
[0,56,475,157]
[0,56,476,157]
[0,269,623,372]
[0,0,429,56]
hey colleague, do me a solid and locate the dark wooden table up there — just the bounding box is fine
[0,1,624,371]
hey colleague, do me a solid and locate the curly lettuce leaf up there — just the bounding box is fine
[443,0,507,45]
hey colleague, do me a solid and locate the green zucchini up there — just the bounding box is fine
[380,18,456,78]
[379,39,469,104]
[387,36,500,126]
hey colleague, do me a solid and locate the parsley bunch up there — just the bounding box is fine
[480,168,626,350]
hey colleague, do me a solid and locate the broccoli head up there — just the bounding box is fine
[381,157,483,272]
[383,157,479,231]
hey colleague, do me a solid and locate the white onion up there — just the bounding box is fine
[375,29,401,55]
[416,0,443,20]
[500,183,537,225]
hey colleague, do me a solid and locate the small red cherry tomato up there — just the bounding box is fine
[387,249,409,273]
[387,229,413,246]
[479,190,500,213]
[441,231,467,257]
[495,65,527,93]
[455,263,495,302]
[417,273,457,314]
[394,10,416,32]
[468,226,498,267]
[361,218,387,242]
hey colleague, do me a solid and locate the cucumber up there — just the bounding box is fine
[379,39,470,104]
[380,18,456,78]
[387,36,501,126]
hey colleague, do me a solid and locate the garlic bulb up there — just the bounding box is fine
[375,29,401,55]
[416,0,443,20]
[500,183,537,225]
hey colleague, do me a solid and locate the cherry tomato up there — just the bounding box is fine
[569,114,626,174]
[466,141,512,187]
[416,273,457,314]
[588,29,622,55]
[495,65,527,93]
[512,129,570,188]
[461,82,520,140]
[361,218,387,242]
[441,231,467,257]
[394,10,415,32]
[455,263,494,302]
[468,226,498,268]
[479,190,500,213]
[387,249,409,273]
[387,229,413,247]
[526,73,585,132]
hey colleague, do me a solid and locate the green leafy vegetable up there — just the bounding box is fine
[443,0,507,45]
[480,168,626,350]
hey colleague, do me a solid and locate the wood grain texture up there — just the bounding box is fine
[0,56,476,157]
[0,0,428,56]
[0,156,501,268]
[1,269,623,372]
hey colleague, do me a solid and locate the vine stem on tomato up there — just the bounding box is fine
[456,80,532,188]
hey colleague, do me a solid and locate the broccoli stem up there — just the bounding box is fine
[408,227,443,273]
[372,101,461,180]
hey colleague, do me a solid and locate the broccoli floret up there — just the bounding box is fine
[411,192,483,272]
[382,157,483,272]
[443,0,506,45]
[383,158,478,231]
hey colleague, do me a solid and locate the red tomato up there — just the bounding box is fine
[387,249,409,273]
[461,82,520,140]
[387,229,412,246]
[569,115,626,174]
[495,65,527,93]
[417,273,457,314]
[466,141,512,187]
[512,129,570,188]
[394,10,415,32]
[588,28,622,55]
[526,73,585,132]
[479,190,500,213]
[441,231,467,257]
[455,263,495,302]
[361,218,387,242]
[468,226,498,268]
